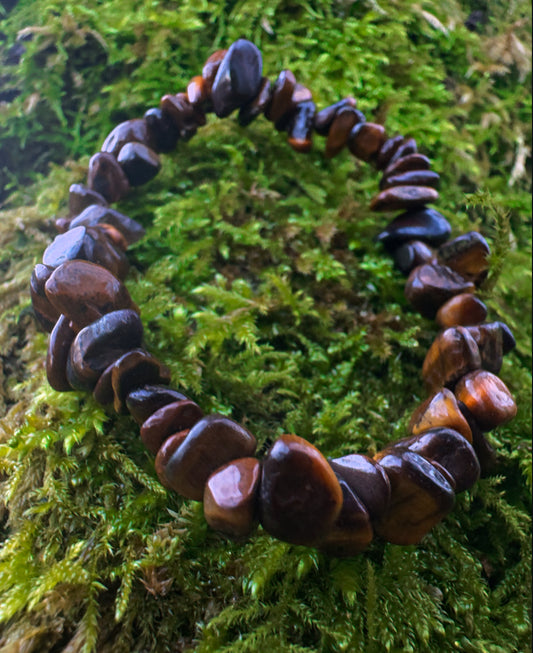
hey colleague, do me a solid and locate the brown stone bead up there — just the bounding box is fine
[204,457,261,539]
[259,434,343,546]
[66,309,143,392]
[95,223,129,252]
[438,231,490,285]
[45,260,137,331]
[187,75,208,106]
[55,217,72,233]
[92,363,115,405]
[87,152,130,204]
[388,428,480,493]
[377,207,451,250]
[436,293,487,328]
[325,106,363,158]
[381,169,440,190]
[455,370,517,431]
[313,98,358,136]
[373,450,455,545]
[30,263,60,332]
[409,388,473,443]
[46,314,76,391]
[328,454,391,522]
[375,135,404,169]
[292,83,313,104]
[381,153,431,185]
[422,326,481,391]
[238,77,272,127]
[202,49,228,95]
[163,414,257,501]
[287,100,315,152]
[117,142,161,187]
[392,240,435,275]
[265,70,296,123]
[457,402,499,476]
[140,399,204,455]
[347,122,386,162]
[160,93,206,141]
[320,476,373,557]
[370,186,439,212]
[69,204,145,246]
[85,226,129,279]
[110,349,171,414]
[466,322,511,374]
[405,263,475,319]
[155,430,190,488]
[68,183,108,217]
[125,385,188,425]
[101,118,154,157]
[388,137,417,166]
[144,107,180,153]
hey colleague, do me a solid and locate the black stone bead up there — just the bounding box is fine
[68,183,108,217]
[101,118,154,157]
[144,107,180,153]
[376,207,451,250]
[117,142,161,186]
[392,240,435,275]
[69,204,145,245]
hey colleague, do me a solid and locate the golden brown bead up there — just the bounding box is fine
[409,388,473,443]
[203,457,261,539]
[160,92,206,140]
[187,75,208,106]
[436,293,487,328]
[455,370,517,431]
[140,399,204,455]
[325,106,361,158]
[422,326,481,392]
[155,430,190,488]
[438,231,490,285]
[313,97,358,136]
[202,49,228,95]
[347,122,386,162]
[265,70,296,123]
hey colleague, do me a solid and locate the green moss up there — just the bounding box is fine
[0,1,531,651]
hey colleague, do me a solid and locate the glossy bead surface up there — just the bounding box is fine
[465,322,511,374]
[381,153,431,185]
[204,457,261,538]
[287,100,315,152]
[405,263,475,319]
[455,370,517,431]
[436,293,487,328]
[376,207,451,250]
[260,434,343,546]
[126,385,188,425]
[117,142,161,186]
[313,98,358,135]
[328,454,391,521]
[201,49,227,94]
[458,403,499,476]
[69,204,145,246]
[160,93,205,140]
[347,122,386,162]
[438,231,490,284]
[140,399,204,455]
[325,106,362,158]
[370,186,439,212]
[68,183,108,217]
[373,450,455,545]
[375,135,404,169]
[392,240,435,275]
[387,137,417,166]
[144,107,180,153]
[211,39,263,118]
[381,169,440,190]
[87,152,130,203]
[155,430,190,488]
[101,118,153,157]
[422,326,481,391]
[46,314,76,391]
[265,70,296,123]
[238,76,272,127]
[409,388,473,443]
[163,415,257,501]
[187,75,208,106]
[30,264,59,332]
[45,260,137,331]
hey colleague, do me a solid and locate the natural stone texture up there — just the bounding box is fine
[370,186,439,212]
[144,107,180,153]
[375,135,404,169]
[101,118,154,157]
[376,207,451,250]
[325,106,363,158]
[405,263,475,319]
[436,293,488,328]
[455,370,517,431]
[313,97,359,136]
[409,387,473,443]
[381,153,431,186]
[125,385,188,425]
[422,326,482,391]
[265,70,296,124]
[347,122,386,162]
[160,92,206,140]
[438,231,490,284]
[392,240,435,275]
[381,169,440,190]
[117,142,161,186]
[155,430,190,489]
[87,152,130,203]
[68,183,108,218]
[140,399,204,455]
[69,204,145,246]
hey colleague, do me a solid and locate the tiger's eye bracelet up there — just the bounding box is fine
[30,39,518,556]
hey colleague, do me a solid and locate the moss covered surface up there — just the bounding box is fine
[0,1,531,651]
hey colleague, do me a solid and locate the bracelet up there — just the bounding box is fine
[30,39,517,556]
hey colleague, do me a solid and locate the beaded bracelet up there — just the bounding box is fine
[30,39,517,556]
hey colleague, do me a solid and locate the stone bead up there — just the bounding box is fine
[66,309,143,391]
[87,152,130,204]
[347,122,386,162]
[202,49,228,95]
[375,135,404,169]
[376,207,451,250]
[436,293,488,328]
[211,39,263,118]
[45,260,137,331]
[163,414,257,501]
[203,457,261,539]
[69,204,145,246]
[238,77,272,127]
[140,399,204,455]
[160,93,206,141]
[373,450,455,545]
[387,137,417,166]
[313,98,359,136]
[319,476,373,557]
[467,322,512,374]
[68,183,108,217]
[405,263,475,319]
[408,388,473,443]
[265,70,296,124]
[381,153,431,185]
[370,186,439,212]
[328,453,391,522]
[325,106,364,158]
[392,240,435,275]
[30,263,60,332]
[155,430,190,488]
[117,142,161,186]
[125,385,188,425]
[422,326,481,391]
[92,363,116,405]
[438,231,490,285]
[457,402,498,476]
[259,434,343,546]
[95,223,129,252]
[381,169,440,190]
[187,75,208,106]
[455,370,517,431]
[287,100,315,152]
[292,83,313,104]
[46,314,76,392]
[86,226,130,279]
[144,107,180,153]
[55,217,72,233]
[101,118,154,157]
